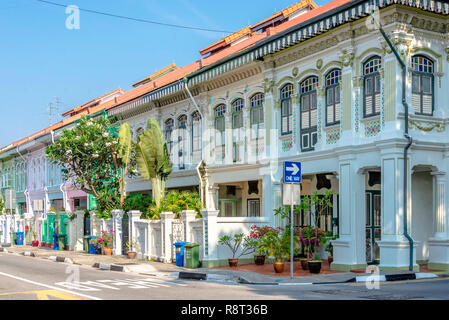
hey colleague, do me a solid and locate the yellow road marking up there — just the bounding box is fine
[349,277,449,286]
[0,289,89,300]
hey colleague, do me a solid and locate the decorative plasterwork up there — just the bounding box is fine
[409,120,445,133]
[339,49,355,67]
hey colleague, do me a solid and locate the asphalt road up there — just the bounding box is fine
[0,253,449,301]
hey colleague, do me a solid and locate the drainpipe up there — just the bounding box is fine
[371,6,414,271]
[16,146,30,215]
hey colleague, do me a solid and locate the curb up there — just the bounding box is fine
[48,256,73,264]
[92,263,129,272]
[178,272,207,280]
[22,252,36,257]
[236,273,439,286]
[355,272,438,283]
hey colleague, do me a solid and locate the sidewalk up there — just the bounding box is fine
[3,245,447,284]
[2,245,185,275]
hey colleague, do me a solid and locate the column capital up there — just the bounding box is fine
[111,209,124,218]
[201,209,219,219]
[160,212,175,220]
[431,171,446,177]
[128,210,142,219]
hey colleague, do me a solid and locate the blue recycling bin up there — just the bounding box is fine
[53,234,59,250]
[174,242,188,267]
[16,232,24,245]
[88,236,98,254]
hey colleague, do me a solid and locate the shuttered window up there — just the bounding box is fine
[164,118,174,155]
[280,84,293,135]
[178,115,187,170]
[215,105,226,158]
[232,98,244,129]
[363,56,381,118]
[325,69,341,126]
[191,111,201,153]
[300,76,318,152]
[411,55,434,116]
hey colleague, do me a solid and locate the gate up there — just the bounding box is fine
[122,213,129,255]
[171,220,184,261]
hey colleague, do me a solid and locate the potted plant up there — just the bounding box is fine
[261,227,290,273]
[325,231,337,265]
[31,231,39,247]
[298,226,326,274]
[308,255,322,274]
[218,233,256,267]
[248,225,276,266]
[125,239,140,259]
[95,229,115,255]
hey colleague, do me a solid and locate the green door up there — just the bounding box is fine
[365,191,381,264]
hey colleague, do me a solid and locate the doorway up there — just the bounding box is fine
[365,190,381,264]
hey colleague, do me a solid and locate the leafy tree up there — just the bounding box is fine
[123,193,154,213]
[46,115,129,216]
[135,118,172,218]
[159,191,202,219]
[117,122,133,207]
[0,193,5,214]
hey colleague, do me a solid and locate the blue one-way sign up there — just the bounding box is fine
[284,161,302,183]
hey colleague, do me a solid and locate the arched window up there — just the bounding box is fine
[325,69,341,126]
[232,99,244,129]
[300,76,318,151]
[164,118,174,154]
[250,93,264,126]
[178,115,187,170]
[191,111,202,154]
[363,56,381,118]
[280,84,293,135]
[412,55,434,115]
[215,104,226,159]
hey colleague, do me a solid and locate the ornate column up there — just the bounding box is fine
[72,210,85,251]
[128,210,141,250]
[182,210,196,243]
[428,172,449,271]
[331,154,366,271]
[160,212,175,263]
[338,48,355,143]
[112,209,124,256]
[377,147,418,271]
[201,209,220,267]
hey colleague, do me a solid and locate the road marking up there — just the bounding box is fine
[55,277,188,291]
[0,289,89,300]
[0,271,101,300]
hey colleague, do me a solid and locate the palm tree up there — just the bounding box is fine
[135,118,172,209]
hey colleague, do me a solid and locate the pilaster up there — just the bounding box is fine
[112,209,124,256]
[201,209,219,262]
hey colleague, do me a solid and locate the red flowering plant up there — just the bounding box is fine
[248,225,279,256]
[298,226,326,260]
[94,229,115,249]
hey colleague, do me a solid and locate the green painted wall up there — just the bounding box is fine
[384,59,397,122]
[342,73,352,131]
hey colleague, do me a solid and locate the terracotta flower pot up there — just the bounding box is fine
[308,260,322,274]
[103,247,113,255]
[228,258,238,267]
[300,258,309,270]
[328,256,334,264]
[273,261,285,273]
[128,251,137,259]
[254,255,266,266]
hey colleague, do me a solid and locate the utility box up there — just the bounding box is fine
[184,243,200,269]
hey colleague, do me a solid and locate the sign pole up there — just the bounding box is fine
[290,183,294,279]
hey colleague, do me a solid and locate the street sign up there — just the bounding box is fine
[284,161,302,183]
[283,184,301,205]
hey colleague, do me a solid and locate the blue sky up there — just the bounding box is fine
[0,0,330,147]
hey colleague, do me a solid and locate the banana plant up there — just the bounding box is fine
[135,118,172,210]
[117,122,132,207]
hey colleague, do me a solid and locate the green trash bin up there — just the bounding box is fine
[58,234,67,251]
[12,232,17,245]
[184,243,200,269]
[84,236,89,253]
